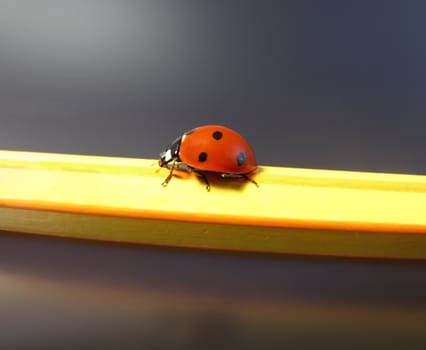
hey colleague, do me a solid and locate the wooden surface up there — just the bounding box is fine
[1,150,426,259]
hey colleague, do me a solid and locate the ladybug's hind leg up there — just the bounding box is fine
[242,174,259,187]
[221,173,259,187]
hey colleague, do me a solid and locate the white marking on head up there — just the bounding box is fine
[164,149,172,162]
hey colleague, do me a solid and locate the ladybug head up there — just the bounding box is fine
[159,136,182,167]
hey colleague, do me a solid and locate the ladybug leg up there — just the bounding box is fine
[161,160,176,187]
[193,170,210,191]
[174,164,210,191]
[162,162,210,191]
[221,173,259,187]
[242,174,259,187]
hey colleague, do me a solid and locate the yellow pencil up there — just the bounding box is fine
[1,150,425,259]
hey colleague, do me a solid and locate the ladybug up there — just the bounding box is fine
[159,125,258,191]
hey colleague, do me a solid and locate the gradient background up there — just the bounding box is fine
[1,1,426,349]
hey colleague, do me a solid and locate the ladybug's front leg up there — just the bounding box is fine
[161,160,188,187]
[162,162,210,191]
[161,160,177,187]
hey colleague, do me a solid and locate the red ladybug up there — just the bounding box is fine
[159,125,258,190]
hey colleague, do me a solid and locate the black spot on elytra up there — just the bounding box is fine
[236,151,246,166]
[198,152,208,162]
[212,130,223,140]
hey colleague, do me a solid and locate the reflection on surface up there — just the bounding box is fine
[0,232,426,349]
[1,272,426,349]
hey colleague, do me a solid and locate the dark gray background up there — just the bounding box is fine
[1,1,426,349]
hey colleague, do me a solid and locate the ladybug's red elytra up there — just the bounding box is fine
[159,125,258,191]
